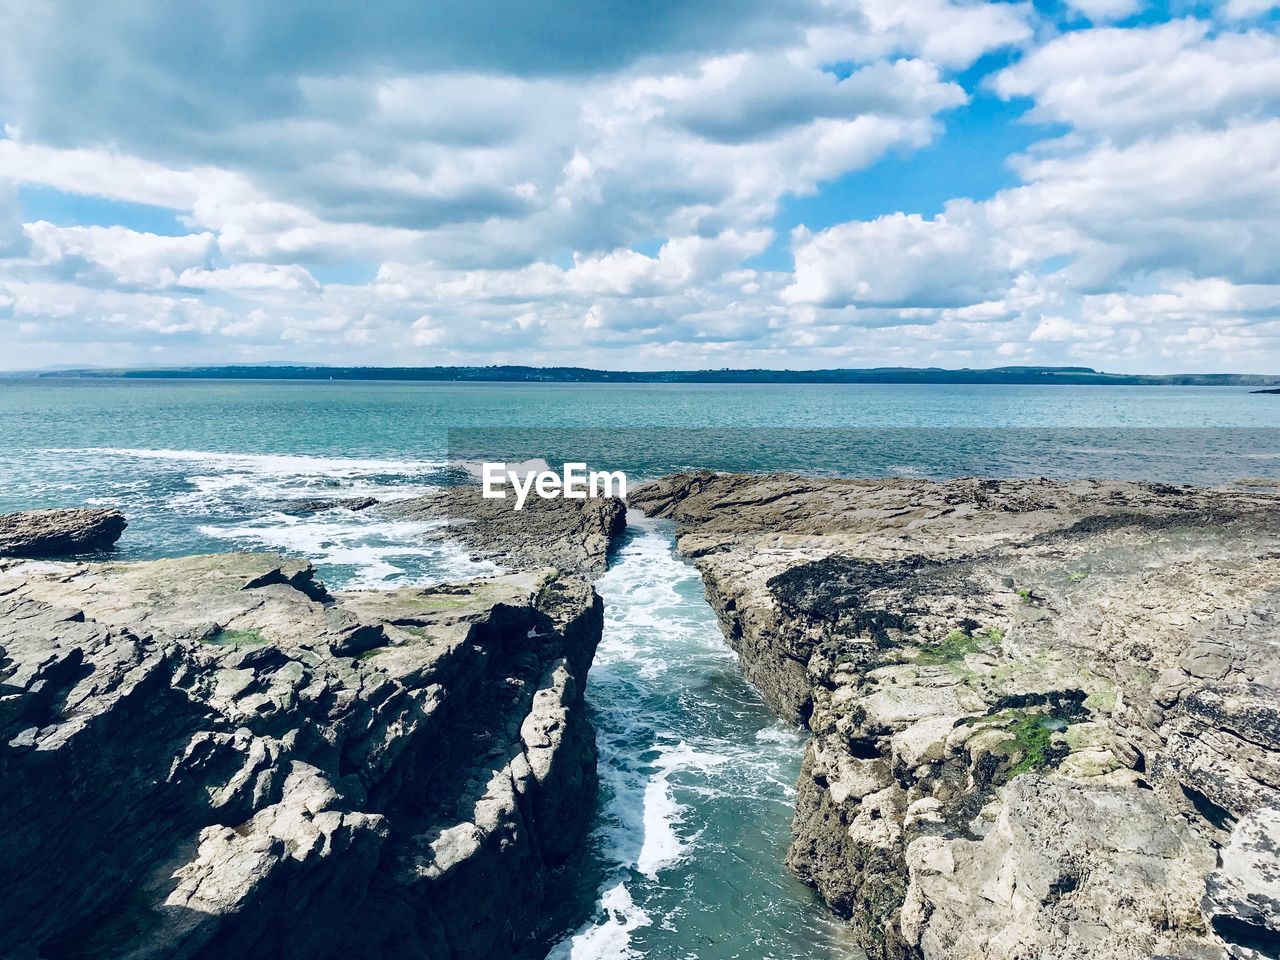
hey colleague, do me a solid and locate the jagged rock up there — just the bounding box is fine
[0,551,606,960]
[285,496,379,513]
[1203,808,1280,957]
[902,776,1217,960]
[1202,806,1280,960]
[631,472,1280,960]
[0,507,127,557]
[381,486,625,577]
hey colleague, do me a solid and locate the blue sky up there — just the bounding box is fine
[1,0,1278,372]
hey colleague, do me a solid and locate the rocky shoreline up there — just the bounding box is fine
[0,498,624,960]
[380,486,626,578]
[631,472,1280,960]
[4,475,1278,960]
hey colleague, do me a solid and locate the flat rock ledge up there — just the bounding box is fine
[0,550,604,960]
[381,487,626,578]
[631,472,1280,960]
[0,508,127,557]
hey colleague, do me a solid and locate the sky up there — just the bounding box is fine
[1,0,1279,373]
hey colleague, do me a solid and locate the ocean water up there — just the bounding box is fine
[546,515,856,960]
[1,379,1278,960]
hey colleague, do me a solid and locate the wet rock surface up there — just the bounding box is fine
[382,486,626,577]
[0,551,604,960]
[631,472,1280,960]
[0,508,127,557]
[284,496,379,514]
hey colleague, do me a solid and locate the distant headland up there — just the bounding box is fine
[6,364,1280,387]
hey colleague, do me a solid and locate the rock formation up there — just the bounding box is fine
[631,472,1280,960]
[0,537,608,958]
[381,487,625,578]
[285,496,379,513]
[0,507,127,557]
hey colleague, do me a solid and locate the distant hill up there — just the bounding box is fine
[11,364,1280,386]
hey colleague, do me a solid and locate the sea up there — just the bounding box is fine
[2,378,1277,960]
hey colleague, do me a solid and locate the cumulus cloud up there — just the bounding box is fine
[992,20,1280,139]
[803,0,1035,69]
[784,211,1014,308]
[1063,0,1145,22]
[777,13,1280,371]
[0,2,1276,370]
[0,138,242,210]
[22,223,216,289]
[1220,0,1280,20]
[176,263,321,294]
[0,2,986,272]
[784,121,1280,316]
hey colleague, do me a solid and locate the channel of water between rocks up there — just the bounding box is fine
[547,513,857,960]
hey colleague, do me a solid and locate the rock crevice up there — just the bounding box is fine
[632,472,1280,960]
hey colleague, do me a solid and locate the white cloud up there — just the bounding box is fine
[784,211,1015,308]
[995,120,1280,286]
[5,281,236,337]
[1220,0,1280,20]
[568,230,774,297]
[22,222,216,288]
[0,3,1276,370]
[786,116,1280,308]
[1064,0,1144,22]
[176,263,321,294]
[804,0,1035,69]
[0,1,1004,271]
[0,138,243,210]
[993,20,1280,138]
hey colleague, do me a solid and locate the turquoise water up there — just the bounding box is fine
[1,379,1278,960]
[2,380,1278,576]
[548,516,856,960]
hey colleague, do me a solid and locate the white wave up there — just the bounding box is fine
[49,447,446,476]
[45,447,448,515]
[547,883,650,960]
[197,513,496,588]
[635,741,729,878]
[182,472,432,505]
[755,723,805,746]
[635,772,683,880]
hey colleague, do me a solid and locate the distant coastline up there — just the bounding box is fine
[5,364,1280,387]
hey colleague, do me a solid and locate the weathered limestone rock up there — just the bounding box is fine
[902,777,1217,960]
[0,507,127,557]
[631,472,1280,960]
[1202,806,1280,959]
[381,486,625,577]
[285,496,379,513]
[0,550,605,960]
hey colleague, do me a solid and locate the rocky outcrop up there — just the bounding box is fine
[0,550,604,960]
[285,496,379,514]
[0,508,127,557]
[1203,807,1280,956]
[382,487,625,577]
[631,472,1280,960]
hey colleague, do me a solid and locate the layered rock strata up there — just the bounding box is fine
[631,472,1280,960]
[381,487,625,578]
[0,507,127,557]
[0,549,604,960]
